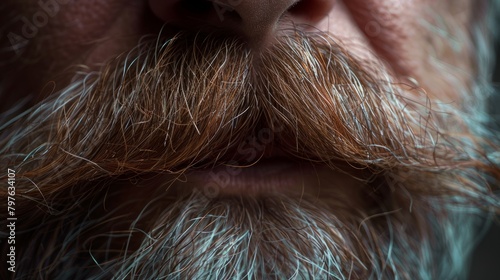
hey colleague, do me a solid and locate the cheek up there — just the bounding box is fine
[0,0,155,110]
[336,0,475,102]
[6,0,151,70]
[338,0,427,77]
[44,0,144,65]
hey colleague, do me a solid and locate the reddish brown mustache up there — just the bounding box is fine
[1,31,497,207]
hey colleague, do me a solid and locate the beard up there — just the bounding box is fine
[1,30,499,279]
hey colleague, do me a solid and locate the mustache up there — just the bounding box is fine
[1,30,499,279]
[0,31,498,207]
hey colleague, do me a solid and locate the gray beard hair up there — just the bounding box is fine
[2,19,500,280]
[7,172,495,280]
[16,184,490,280]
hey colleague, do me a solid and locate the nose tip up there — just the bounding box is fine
[149,0,334,44]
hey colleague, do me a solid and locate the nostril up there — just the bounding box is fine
[288,0,334,23]
[175,0,243,25]
[149,0,333,44]
[178,0,213,14]
[287,0,302,14]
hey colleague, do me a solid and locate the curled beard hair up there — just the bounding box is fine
[1,30,499,279]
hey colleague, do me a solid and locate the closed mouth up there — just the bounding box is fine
[175,143,368,197]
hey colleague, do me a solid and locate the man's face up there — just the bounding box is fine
[1,0,499,279]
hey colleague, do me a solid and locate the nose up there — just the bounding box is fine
[148,0,334,44]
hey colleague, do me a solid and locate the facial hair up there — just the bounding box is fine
[1,30,499,279]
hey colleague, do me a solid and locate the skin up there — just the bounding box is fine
[0,0,475,111]
[1,1,498,279]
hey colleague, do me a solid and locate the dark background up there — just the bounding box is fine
[468,38,500,280]
[470,220,500,279]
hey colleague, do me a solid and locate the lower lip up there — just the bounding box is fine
[184,158,329,196]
